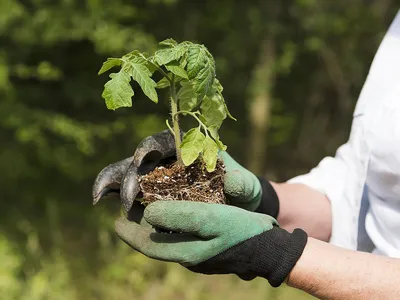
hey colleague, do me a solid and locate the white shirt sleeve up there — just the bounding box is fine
[287,10,400,249]
[287,105,369,248]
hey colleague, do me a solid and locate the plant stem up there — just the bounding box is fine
[170,76,183,165]
[175,110,209,133]
[154,65,173,84]
[141,54,173,84]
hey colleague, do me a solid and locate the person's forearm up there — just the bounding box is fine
[287,238,400,300]
[270,182,331,241]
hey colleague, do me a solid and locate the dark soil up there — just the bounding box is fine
[138,159,227,205]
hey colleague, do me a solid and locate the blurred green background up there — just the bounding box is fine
[0,0,398,299]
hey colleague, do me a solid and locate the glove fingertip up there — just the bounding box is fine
[224,171,246,198]
[143,200,172,226]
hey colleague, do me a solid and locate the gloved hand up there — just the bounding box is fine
[92,130,279,216]
[220,151,279,214]
[115,201,307,287]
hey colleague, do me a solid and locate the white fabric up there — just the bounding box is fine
[288,11,400,257]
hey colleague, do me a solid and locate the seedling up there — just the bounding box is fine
[98,38,235,204]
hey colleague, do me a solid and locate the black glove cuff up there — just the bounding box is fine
[251,227,308,287]
[187,227,307,288]
[255,177,280,218]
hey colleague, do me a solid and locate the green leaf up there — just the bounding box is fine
[208,125,227,151]
[197,113,208,125]
[180,127,205,166]
[124,57,158,103]
[200,93,226,128]
[186,45,215,100]
[122,50,142,61]
[215,139,227,151]
[159,38,178,48]
[194,59,215,100]
[208,125,219,140]
[186,45,206,79]
[98,58,122,75]
[177,81,198,111]
[180,55,188,68]
[223,100,236,121]
[156,77,170,89]
[154,46,186,66]
[214,78,223,93]
[145,56,158,75]
[101,70,133,110]
[206,78,223,95]
[202,136,219,172]
[179,41,194,47]
[166,61,188,79]
[206,78,236,121]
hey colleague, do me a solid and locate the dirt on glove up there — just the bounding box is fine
[138,159,227,205]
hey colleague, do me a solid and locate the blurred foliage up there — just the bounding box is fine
[0,0,398,299]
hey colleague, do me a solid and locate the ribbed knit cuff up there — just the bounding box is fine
[187,226,308,288]
[251,227,308,287]
[255,177,280,218]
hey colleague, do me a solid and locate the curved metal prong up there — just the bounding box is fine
[92,157,133,205]
[120,130,178,211]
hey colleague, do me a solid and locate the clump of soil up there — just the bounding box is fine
[138,159,227,205]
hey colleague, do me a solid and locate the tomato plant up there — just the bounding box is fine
[98,38,235,172]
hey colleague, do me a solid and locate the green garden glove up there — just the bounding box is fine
[93,130,279,216]
[219,151,278,214]
[115,201,307,287]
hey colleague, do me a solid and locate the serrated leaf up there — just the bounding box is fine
[101,71,133,110]
[180,55,188,68]
[213,78,223,93]
[186,45,215,100]
[195,60,215,100]
[202,136,219,172]
[146,56,158,75]
[208,126,227,151]
[216,90,236,121]
[122,50,142,61]
[156,77,170,89]
[98,58,122,75]
[155,46,186,66]
[205,77,235,121]
[208,126,218,139]
[159,38,178,48]
[179,41,194,47]
[124,58,158,103]
[215,139,227,151]
[166,61,188,79]
[178,81,198,111]
[223,100,236,121]
[186,45,206,79]
[200,93,226,128]
[180,128,205,166]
